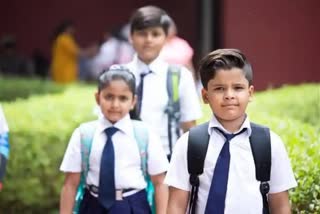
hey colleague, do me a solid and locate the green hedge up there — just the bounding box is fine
[246,114,320,213]
[0,77,65,102]
[0,82,319,213]
[250,84,320,129]
[0,85,96,213]
[248,84,320,213]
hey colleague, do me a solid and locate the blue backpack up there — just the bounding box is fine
[0,132,9,184]
[73,120,155,214]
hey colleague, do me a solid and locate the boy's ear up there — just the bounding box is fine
[248,85,254,102]
[201,88,209,104]
[95,92,100,105]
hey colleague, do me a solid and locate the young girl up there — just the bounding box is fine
[60,68,169,214]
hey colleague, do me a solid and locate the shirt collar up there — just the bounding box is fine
[208,114,252,136]
[97,114,135,138]
[132,54,166,75]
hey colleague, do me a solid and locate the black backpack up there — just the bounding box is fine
[187,122,271,214]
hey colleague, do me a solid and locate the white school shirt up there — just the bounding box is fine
[60,114,169,193]
[0,106,9,134]
[164,115,297,214]
[125,55,202,154]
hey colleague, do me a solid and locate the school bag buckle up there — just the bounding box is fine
[260,181,270,195]
[189,174,200,186]
[165,103,181,119]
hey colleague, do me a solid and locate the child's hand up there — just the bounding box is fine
[0,182,3,191]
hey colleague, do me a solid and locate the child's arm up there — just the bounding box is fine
[268,191,291,214]
[178,66,202,133]
[60,172,80,214]
[167,186,189,214]
[181,120,196,133]
[267,131,297,214]
[150,172,168,214]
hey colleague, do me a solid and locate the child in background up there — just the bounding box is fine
[0,105,9,191]
[165,49,297,213]
[120,5,202,160]
[160,17,195,79]
[60,68,169,214]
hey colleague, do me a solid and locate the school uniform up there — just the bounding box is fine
[125,55,202,155]
[60,114,169,213]
[0,105,9,185]
[0,106,8,134]
[164,115,297,214]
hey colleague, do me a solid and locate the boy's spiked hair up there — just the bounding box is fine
[129,5,171,35]
[199,49,253,89]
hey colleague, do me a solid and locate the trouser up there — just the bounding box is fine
[79,189,152,214]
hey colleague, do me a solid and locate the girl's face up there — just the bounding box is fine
[95,79,136,123]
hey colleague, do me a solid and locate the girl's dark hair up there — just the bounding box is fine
[97,65,136,95]
[199,49,253,89]
[129,5,171,35]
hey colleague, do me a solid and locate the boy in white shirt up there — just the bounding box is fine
[165,49,297,214]
[120,5,202,159]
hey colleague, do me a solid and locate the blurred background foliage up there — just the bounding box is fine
[0,78,319,213]
[0,77,65,102]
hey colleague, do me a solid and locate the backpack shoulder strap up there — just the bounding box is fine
[167,65,181,103]
[187,122,210,176]
[187,122,210,214]
[79,121,97,178]
[132,120,149,179]
[73,121,96,213]
[0,132,9,183]
[249,122,271,182]
[249,122,271,214]
[132,120,156,213]
[166,65,182,157]
[0,132,9,159]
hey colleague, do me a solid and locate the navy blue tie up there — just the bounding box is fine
[205,128,247,214]
[136,70,151,117]
[98,127,118,210]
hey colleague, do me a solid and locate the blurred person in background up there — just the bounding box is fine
[89,24,135,81]
[0,34,34,77]
[31,48,50,79]
[160,18,195,77]
[160,18,203,95]
[50,20,97,83]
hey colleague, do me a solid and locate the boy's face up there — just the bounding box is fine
[130,26,167,64]
[95,80,137,124]
[202,68,254,125]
